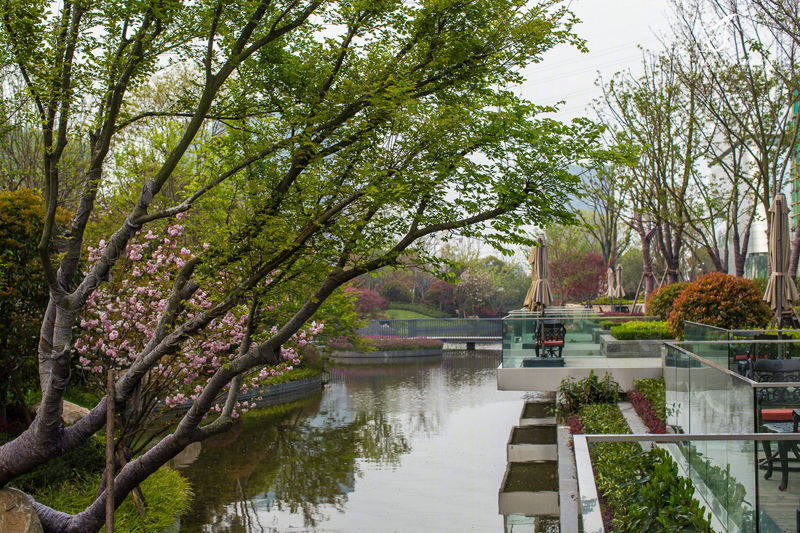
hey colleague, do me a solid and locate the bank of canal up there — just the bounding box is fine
[175,350,529,532]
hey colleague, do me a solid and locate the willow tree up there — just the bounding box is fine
[0,1,597,531]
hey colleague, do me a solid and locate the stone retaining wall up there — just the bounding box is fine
[238,376,324,406]
[599,334,666,358]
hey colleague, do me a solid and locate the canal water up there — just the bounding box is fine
[175,349,527,532]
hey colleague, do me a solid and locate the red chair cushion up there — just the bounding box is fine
[543,340,563,346]
[762,408,795,422]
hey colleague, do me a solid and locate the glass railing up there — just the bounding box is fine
[663,341,800,532]
[501,311,658,368]
[574,432,799,533]
[685,322,800,372]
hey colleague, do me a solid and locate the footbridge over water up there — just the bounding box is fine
[357,318,502,349]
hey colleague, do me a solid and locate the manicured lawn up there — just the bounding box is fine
[383,309,434,319]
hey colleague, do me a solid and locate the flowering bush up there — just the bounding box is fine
[667,273,771,338]
[344,286,387,317]
[646,282,689,321]
[328,335,443,351]
[75,219,323,447]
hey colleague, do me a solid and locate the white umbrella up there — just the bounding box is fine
[524,236,553,312]
[764,193,800,327]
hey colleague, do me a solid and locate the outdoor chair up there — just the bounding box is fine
[535,322,566,358]
[750,358,800,491]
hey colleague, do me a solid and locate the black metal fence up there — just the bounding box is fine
[357,318,502,340]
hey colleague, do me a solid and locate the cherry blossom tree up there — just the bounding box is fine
[0,1,598,530]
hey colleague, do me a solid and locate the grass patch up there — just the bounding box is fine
[34,466,192,533]
[383,309,433,319]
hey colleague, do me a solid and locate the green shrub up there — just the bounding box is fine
[634,377,665,421]
[615,448,713,533]
[598,320,617,330]
[668,273,771,338]
[646,282,689,321]
[610,321,673,341]
[557,371,620,419]
[750,277,768,297]
[0,189,72,421]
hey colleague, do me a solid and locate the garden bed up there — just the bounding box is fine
[558,374,714,532]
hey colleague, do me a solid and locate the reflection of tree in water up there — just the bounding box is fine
[178,396,408,532]
[330,351,501,441]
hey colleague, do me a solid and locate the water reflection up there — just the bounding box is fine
[178,350,523,532]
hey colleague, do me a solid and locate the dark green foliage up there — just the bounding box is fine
[750,278,768,297]
[0,189,70,420]
[616,447,713,533]
[668,273,771,338]
[610,321,673,340]
[634,378,666,422]
[647,282,690,321]
[557,371,621,419]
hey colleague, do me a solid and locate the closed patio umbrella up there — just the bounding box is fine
[606,267,616,299]
[524,236,553,312]
[764,193,800,327]
[613,264,626,299]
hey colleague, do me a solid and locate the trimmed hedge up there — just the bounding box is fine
[668,273,771,338]
[610,321,673,341]
[593,296,635,305]
[646,282,689,321]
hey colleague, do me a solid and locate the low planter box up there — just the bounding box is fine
[599,334,667,358]
[330,346,443,364]
[591,327,610,343]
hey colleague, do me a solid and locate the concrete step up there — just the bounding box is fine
[498,461,559,516]
[507,425,558,462]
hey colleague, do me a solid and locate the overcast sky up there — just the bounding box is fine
[515,0,675,122]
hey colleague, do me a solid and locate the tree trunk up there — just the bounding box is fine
[789,222,800,279]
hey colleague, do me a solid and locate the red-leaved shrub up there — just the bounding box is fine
[667,273,771,338]
[627,391,666,434]
[567,415,584,434]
